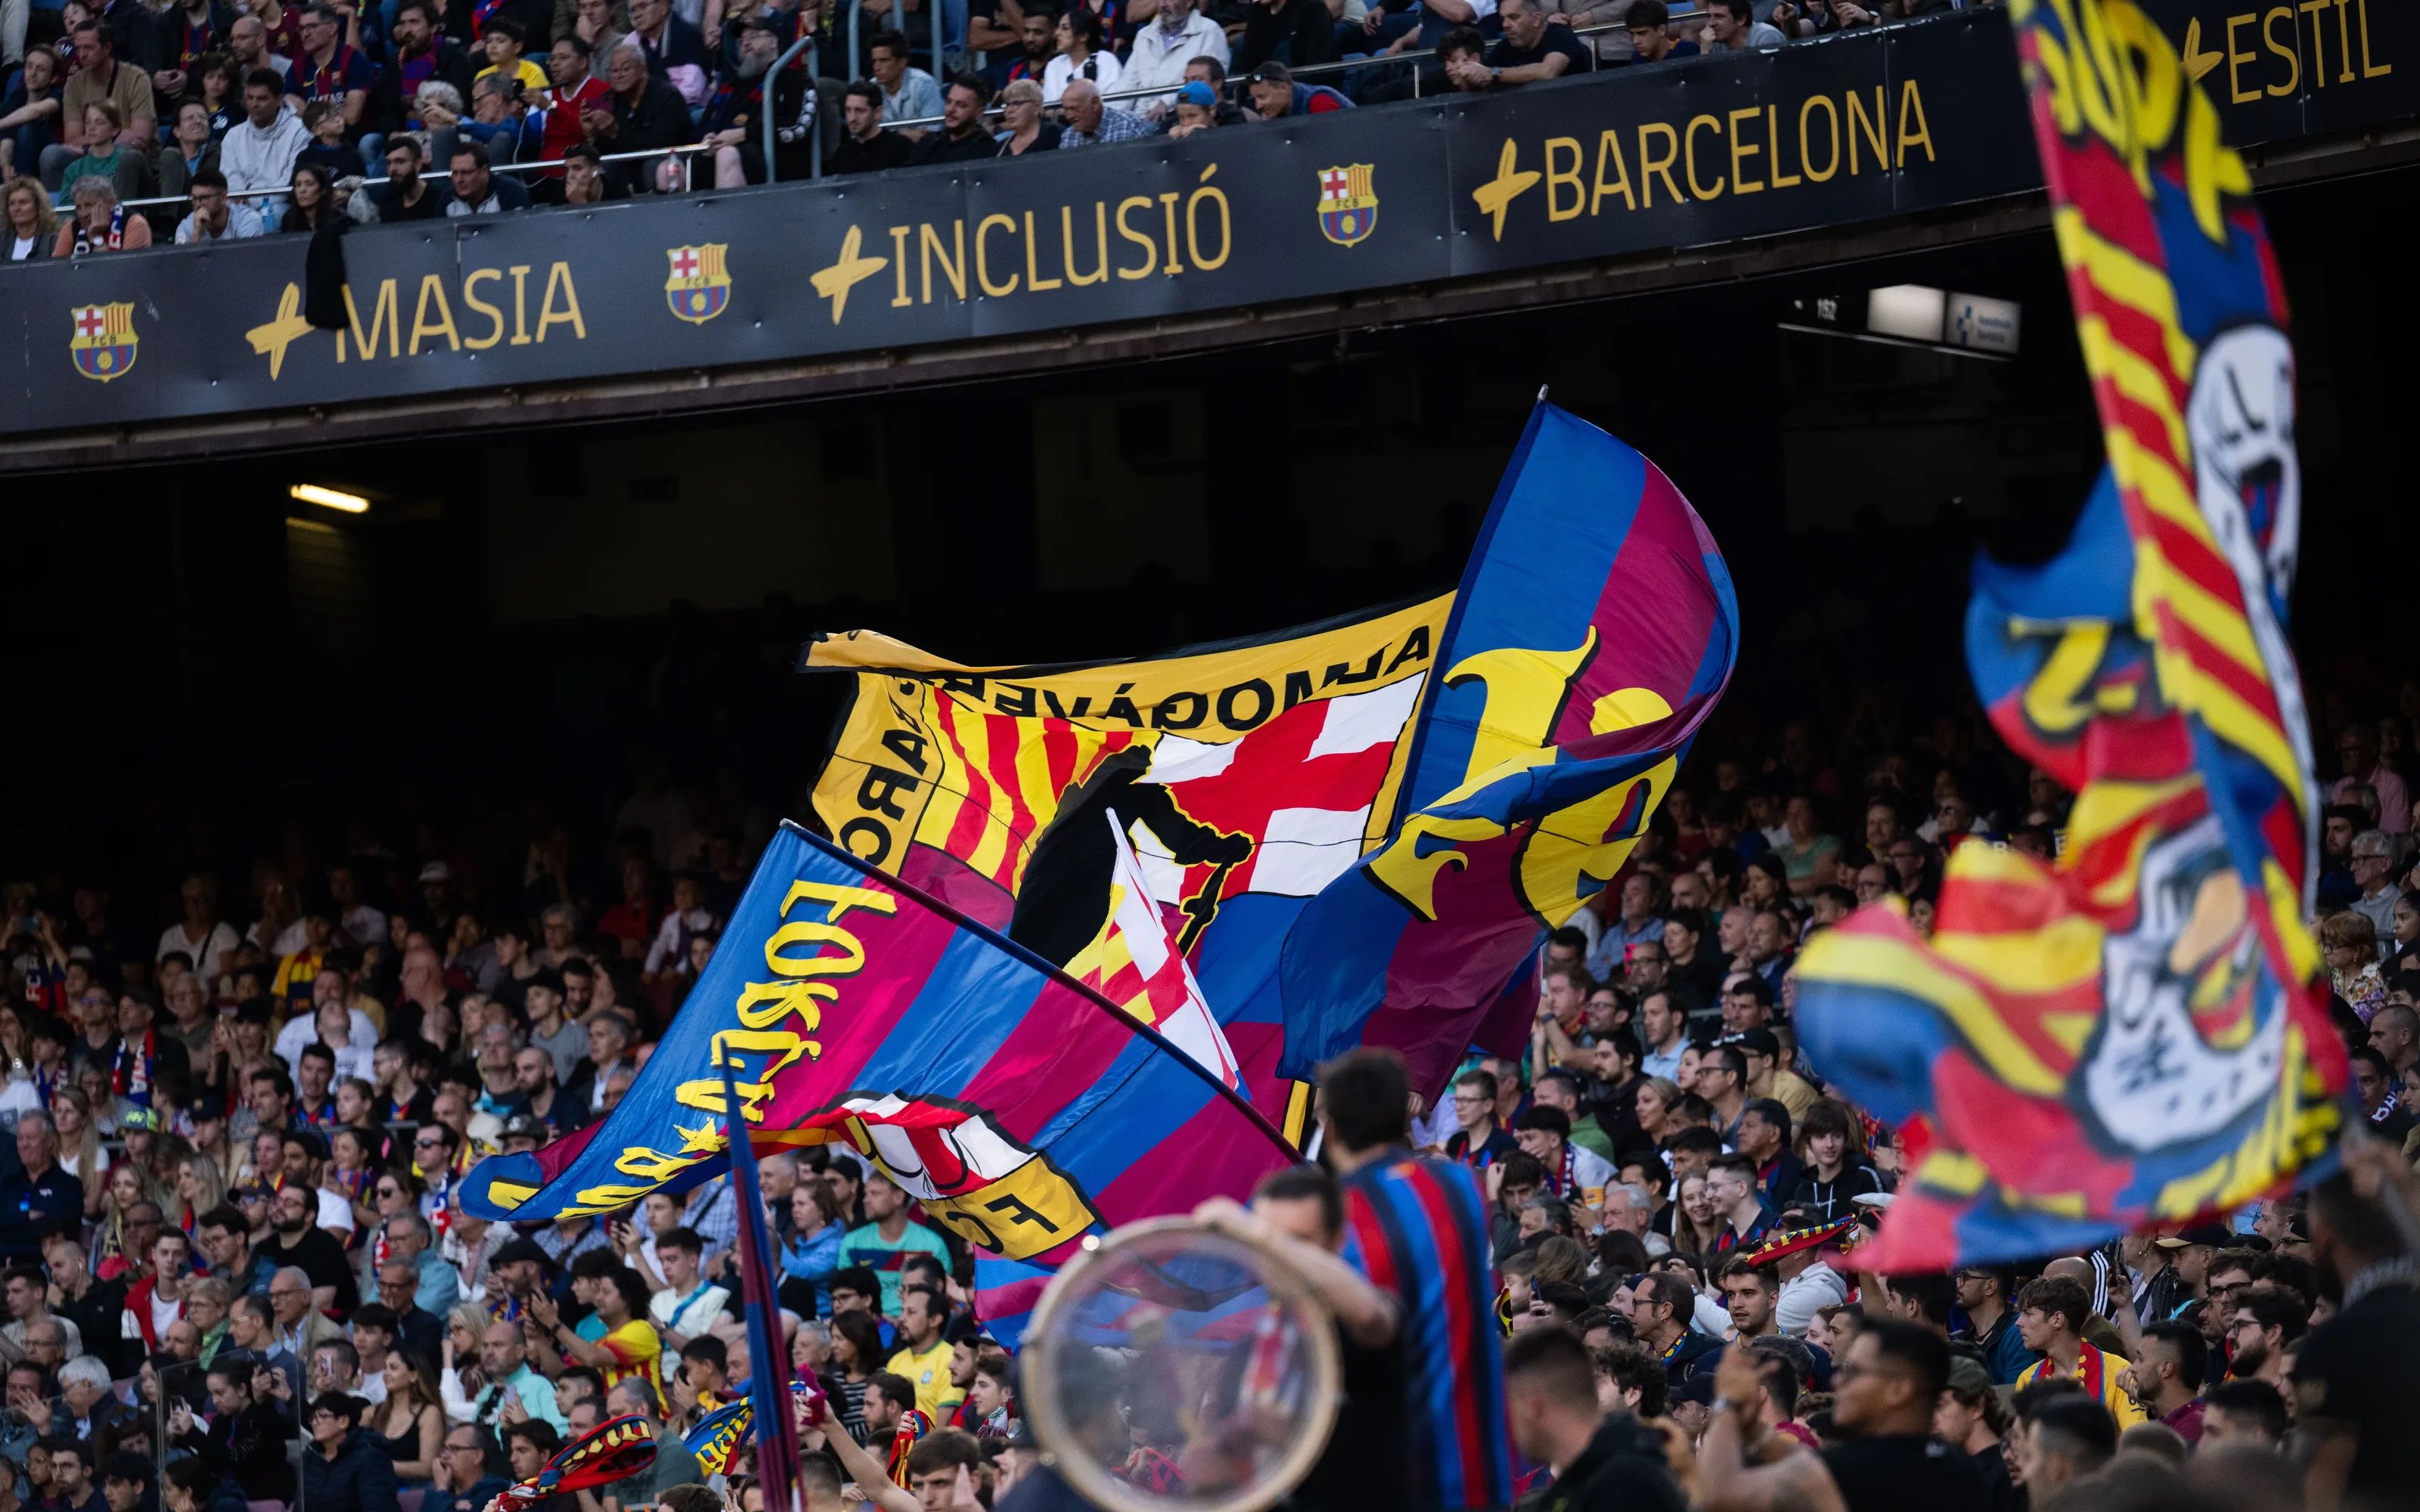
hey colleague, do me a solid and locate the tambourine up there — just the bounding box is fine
[1020,1217,1342,1512]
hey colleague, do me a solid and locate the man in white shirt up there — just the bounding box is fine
[644,1226,729,1346]
[1124,0,1229,113]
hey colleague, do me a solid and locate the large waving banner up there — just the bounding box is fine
[805,597,1449,1136]
[1277,404,1740,1096]
[1792,0,2345,1270]
[457,822,1296,1340]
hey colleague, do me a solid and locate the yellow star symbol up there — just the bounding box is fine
[674,1120,726,1155]
[1471,138,1540,244]
[245,283,314,380]
[811,225,887,325]
[2180,17,2221,83]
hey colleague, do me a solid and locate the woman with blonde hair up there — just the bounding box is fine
[439,1303,492,1422]
[90,1160,171,1278]
[2323,909,2387,1023]
[175,1152,229,1235]
[1631,1077,1686,1143]
[994,79,1058,156]
[52,1086,110,1209]
[4,175,57,260]
[1670,1172,1725,1257]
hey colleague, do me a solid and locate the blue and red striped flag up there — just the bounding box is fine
[1278,403,1739,1097]
[720,1058,806,1511]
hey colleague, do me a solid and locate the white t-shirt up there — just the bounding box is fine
[1041,48,1124,104]
[11,234,36,261]
[650,1280,731,1338]
[158,921,242,981]
[276,1008,380,1077]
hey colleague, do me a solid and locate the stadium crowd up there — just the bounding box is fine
[1,0,1986,255]
[3,668,2418,1512]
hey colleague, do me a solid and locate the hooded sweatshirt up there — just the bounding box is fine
[219,102,313,199]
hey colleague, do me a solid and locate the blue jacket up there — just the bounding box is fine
[783,1219,845,1314]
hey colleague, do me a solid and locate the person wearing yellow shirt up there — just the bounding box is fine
[473,17,551,95]
[531,1266,666,1413]
[883,1284,961,1424]
[2012,1275,2146,1427]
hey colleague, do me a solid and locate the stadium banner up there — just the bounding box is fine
[1277,402,1739,1098]
[1790,0,2347,1272]
[806,595,1451,1137]
[456,820,1298,1342]
[0,10,2045,437]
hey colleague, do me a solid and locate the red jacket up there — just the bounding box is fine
[539,74,613,175]
[123,1275,186,1352]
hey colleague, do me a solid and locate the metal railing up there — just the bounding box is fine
[51,8,1925,234]
[106,140,723,215]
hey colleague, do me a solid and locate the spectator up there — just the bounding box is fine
[157,98,222,200]
[297,98,367,178]
[1125,0,1227,113]
[1773,0,1877,34]
[867,26,939,125]
[1436,27,1489,91]
[982,10,1053,91]
[476,15,551,93]
[272,158,338,228]
[589,42,694,191]
[2335,722,2412,835]
[1702,0,1784,51]
[1162,76,1219,137]
[443,139,530,213]
[38,1436,104,1512]
[430,1421,508,1512]
[219,67,310,210]
[698,18,811,185]
[375,134,452,215]
[0,1114,82,1266]
[569,0,628,65]
[628,0,710,107]
[3,174,56,261]
[991,76,1055,155]
[293,5,374,135]
[1233,0,1338,75]
[43,22,152,193]
[1460,0,1587,86]
[536,31,612,169]
[161,1455,247,1512]
[374,0,479,144]
[1243,61,1348,119]
[908,73,993,163]
[827,79,909,173]
[56,101,148,202]
[227,15,294,91]
[0,48,66,184]
[464,72,544,163]
[1056,77,1149,147]
[1039,7,1119,105]
[300,1390,399,1512]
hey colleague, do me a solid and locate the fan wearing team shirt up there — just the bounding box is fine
[840,1173,951,1318]
[531,1263,664,1413]
[1512,1105,1614,1226]
[1444,1067,1520,1168]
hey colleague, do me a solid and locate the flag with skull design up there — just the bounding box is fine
[1791,0,2347,1271]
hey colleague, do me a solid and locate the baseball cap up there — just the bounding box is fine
[1726,1028,1781,1058]
[1247,61,1291,84]
[417,860,452,884]
[502,1113,549,1143]
[2154,1222,2234,1250]
[1945,1355,1991,1396]
[1174,80,1217,107]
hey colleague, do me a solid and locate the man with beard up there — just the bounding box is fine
[2220,1282,2305,1392]
[1698,1318,1987,1510]
[257,1185,357,1316]
[697,18,811,184]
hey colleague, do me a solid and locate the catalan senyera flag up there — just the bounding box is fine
[805,597,1450,1136]
[456,822,1297,1345]
[1064,811,1241,1091]
[1791,0,2345,1271]
[1277,403,1739,1098]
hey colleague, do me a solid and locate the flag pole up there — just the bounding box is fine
[720,1056,808,1512]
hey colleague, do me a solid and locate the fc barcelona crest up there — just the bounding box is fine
[1317,164,1378,247]
[68,302,138,383]
[664,243,731,325]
